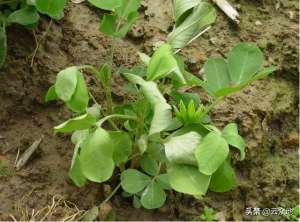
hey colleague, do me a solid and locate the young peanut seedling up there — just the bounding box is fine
[46,0,276,209]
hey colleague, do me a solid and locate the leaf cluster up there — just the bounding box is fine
[44,0,277,210]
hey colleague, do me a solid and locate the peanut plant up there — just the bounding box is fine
[0,0,67,67]
[46,0,277,209]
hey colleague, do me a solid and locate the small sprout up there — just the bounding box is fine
[175,100,205,124]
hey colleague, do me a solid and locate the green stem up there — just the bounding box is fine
[105,38,117,114]
[97,114,137,127]
[101,183,121,204]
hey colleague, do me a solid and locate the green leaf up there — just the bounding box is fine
[69,154,87,187]
[109,131,132,165]
[116,0,140,18]
[209,159,236,192]
[121,169,151,194]
[45,85,58,102]
[54,113,96,133]
[195,132,229,175]
[168,2,216,49]
[115,11,138,38]
[204,58,230,93]
[147,44,178,81]
[88,0,122,10]
[0,19,6,68]
[7,6,39,26]
[155,174,171,190]
[66,71,89,112]
[35,0,67,19]
[140,154,159,176]
[164,131,201,166]
[222,123,245,160]
[79,128,114,183]
[250,66,277,82]
[99,14,117,37]
[141,181,166,209]
[167,164,211,195]
[173,0,201,24]
[55,66,78,102]
[123,74,172,136]
[228,43,263,84]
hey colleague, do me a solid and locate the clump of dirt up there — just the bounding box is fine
[0,0,298,221]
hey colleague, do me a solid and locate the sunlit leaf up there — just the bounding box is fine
[66,71,89,112]
[164,131,201,166]
[55,66,78,102]
[79,128,114,183]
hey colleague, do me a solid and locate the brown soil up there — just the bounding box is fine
[0,0,298,221]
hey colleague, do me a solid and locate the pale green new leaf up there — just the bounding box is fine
[228,43,263,84]
[164,131,201,166]
[141,181,166,209]
[168,2,216,49]
[88,0,122,10]
[79,128,114,183]
[195,132,229,175]
[54,113,96,133]
[121,169,151,194]
[147,44,178,81]
[7,6,40,26]
[55,66,78,102]
[204,58,230,93]
[209,159,236,192]
[167,164,211,195]
[109,131,132,165]
[66,71,89,112]
[35,0,67,19]
[222,123,245,160]
[140,154,159,176]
